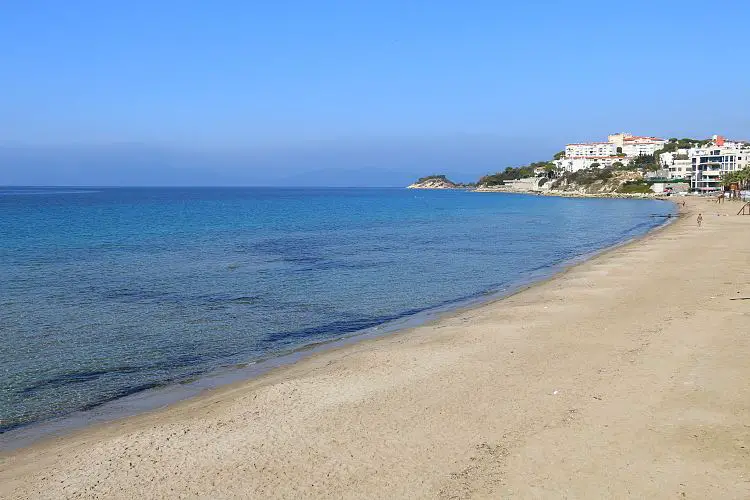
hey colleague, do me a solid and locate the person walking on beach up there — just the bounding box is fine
[697,213,703,227]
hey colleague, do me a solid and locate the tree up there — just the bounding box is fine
[722,172,739,187]
[479,160,560,185]
[477,173,506,186]
[723,167,750,190]
[589,162,601,169]
[553,150,565,160]
[655,137,711,157]
[629,154,658,171]
[612,161,625,169]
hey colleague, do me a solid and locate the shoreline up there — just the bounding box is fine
[411,184,677,199]
[4,197,750,498]
[0,197,676,451]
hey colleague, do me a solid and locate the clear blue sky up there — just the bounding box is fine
[2,0,749,185]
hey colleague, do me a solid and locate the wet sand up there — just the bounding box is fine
[2,197,749,499]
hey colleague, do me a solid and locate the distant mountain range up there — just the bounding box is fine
[0,137,560,186]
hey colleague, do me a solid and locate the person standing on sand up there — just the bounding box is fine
[697,213,703,227]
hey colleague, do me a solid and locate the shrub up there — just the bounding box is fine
[478,174,505,186]
[618,181,652,194]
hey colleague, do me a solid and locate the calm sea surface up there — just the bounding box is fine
[0,187,672,433]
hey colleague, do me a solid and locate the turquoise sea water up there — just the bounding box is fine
[0,187,672,434]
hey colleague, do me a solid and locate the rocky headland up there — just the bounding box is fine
[406,175,461,189]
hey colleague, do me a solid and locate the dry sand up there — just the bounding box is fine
[2,197,749,499]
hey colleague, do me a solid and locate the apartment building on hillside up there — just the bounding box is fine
[690,147,734,191]
[554,156,632,173]
[564,142,617,157]
[607,133,666,156]
[658,135,750,190]
[557,132,662,173]
[621,136,666,156]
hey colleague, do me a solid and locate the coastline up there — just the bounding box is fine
[4,197,750,498]
[0,196,673,451]
[410,183,675,199]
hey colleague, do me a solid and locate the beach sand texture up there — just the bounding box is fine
[1,197,749,499]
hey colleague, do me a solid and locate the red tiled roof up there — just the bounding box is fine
[623,136,664,142]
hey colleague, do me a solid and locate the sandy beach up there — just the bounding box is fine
[1,197,749,499]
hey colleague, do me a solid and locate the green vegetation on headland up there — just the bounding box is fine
[409,175,475,188]
[416,174,451,184]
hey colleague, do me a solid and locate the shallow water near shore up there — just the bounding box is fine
[0,187,673,444]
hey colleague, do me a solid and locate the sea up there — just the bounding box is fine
[0,187,673,441]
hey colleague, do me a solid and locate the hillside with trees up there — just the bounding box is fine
[477,161,555,186]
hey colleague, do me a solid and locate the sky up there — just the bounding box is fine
[2,0,749,186]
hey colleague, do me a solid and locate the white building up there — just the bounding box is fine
[621,135,667,157]
[565,142,617,157]
[669,158,692,180]
[739,148,750,170]
[712,134,747,150]
[562,133,665,172]
[657,136,750,188]
[554,156,631,173]
[560,133,749,188]
[689,145,749,192]
[659,149,692,180]
[607,133,666,156]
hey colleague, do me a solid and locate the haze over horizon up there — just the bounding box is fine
[2,0,749,186]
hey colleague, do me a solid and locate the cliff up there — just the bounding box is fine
[548,169,648,195]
